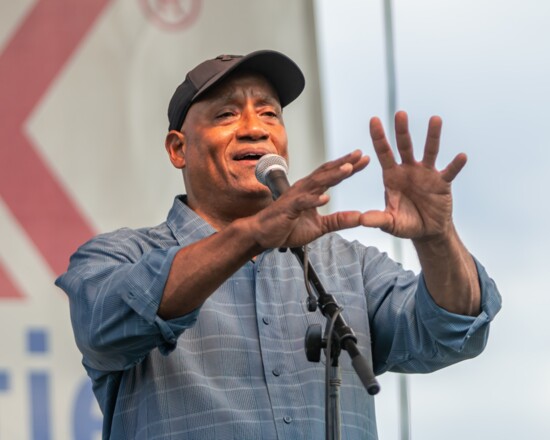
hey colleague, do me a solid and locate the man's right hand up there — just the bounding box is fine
[247,149,370,250]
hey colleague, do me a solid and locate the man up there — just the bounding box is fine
[56,50,501,439]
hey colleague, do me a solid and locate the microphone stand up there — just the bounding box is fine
[289,246,380,440]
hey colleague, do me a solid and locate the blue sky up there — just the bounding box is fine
[315,0,550,438]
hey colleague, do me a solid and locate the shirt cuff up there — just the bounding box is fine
[154,309,200,355]
[416,256,502,352]
[121,245,201,351]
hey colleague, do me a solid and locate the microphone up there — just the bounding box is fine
[255,154,290,200]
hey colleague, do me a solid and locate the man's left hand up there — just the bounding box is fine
[360,110,466,243]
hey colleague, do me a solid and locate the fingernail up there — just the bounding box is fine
[340,163,353,172]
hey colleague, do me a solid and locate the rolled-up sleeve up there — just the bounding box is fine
[362,245,502,375]
[414,257,501,353]
[56,230,200,372]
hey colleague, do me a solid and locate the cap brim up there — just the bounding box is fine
[193,50,305,108]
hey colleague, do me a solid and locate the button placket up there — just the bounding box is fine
[254,251,306,438]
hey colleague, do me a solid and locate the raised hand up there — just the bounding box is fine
[361,111,467,241]
[250,150,371,250]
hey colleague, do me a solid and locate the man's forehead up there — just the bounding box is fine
[196,71,281,105]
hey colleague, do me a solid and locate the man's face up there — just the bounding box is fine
[178,71,289,214]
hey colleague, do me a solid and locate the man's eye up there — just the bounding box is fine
[216,111,235,119]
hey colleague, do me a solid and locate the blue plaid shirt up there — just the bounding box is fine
[56,196,501,439]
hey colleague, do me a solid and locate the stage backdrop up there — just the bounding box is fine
[0,1,324,438]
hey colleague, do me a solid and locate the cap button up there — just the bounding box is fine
[216,54,238,62]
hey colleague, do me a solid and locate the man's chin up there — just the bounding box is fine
[241,187,273,202]
[234,180,272,198]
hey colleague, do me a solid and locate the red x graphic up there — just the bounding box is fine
[0,0,111,298]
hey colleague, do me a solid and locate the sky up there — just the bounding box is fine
[314,0,550,439]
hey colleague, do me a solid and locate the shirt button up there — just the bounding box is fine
[272,369,280,377]
[262,317,270,325]
[283,416,292,424]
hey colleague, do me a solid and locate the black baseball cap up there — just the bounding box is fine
[167,50,305,131]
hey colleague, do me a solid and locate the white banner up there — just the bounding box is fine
[0,1,323,438]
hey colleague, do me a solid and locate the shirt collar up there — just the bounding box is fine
[166,195,217,247]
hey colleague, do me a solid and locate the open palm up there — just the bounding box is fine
[361,111,467,241]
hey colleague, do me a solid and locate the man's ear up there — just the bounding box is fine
[165,130,186,169]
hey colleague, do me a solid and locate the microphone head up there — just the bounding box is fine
[255,154,289,185]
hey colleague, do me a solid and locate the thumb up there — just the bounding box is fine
[322,211,363,233]
[360,211,393,230]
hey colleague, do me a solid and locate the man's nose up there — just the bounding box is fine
[236,109,269,141]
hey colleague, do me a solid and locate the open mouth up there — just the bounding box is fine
[233,152,266,161]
